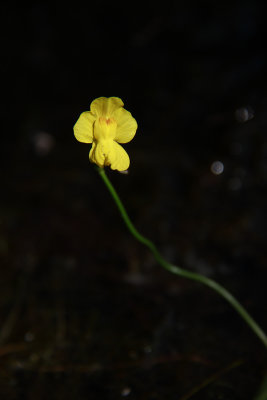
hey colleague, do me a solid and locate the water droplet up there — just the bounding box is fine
[210,161,224,175]
[235,106,254,123]
[121,387,131,396]
[144,345,152,354]
[33,131,55,156]
[24,332,35,342]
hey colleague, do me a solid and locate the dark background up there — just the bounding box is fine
[1,1,267,399]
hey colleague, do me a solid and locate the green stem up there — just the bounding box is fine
[97,167,267,349]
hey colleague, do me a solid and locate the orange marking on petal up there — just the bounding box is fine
[99,117,114,125]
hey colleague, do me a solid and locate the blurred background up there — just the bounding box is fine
[1,1,267,399]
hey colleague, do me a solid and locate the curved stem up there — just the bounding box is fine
[97,167,267,349]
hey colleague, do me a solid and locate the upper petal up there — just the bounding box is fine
[90,97,124,118]
[94,117,117,141]
[74,111,95,143]
[113,107,138,144]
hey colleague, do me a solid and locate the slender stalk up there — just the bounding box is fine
[97,167,267,349]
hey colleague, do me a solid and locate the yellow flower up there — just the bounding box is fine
[74,97,137,171]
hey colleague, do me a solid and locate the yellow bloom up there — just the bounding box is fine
[74,97,137,171]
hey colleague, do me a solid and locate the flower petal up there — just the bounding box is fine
[74,111,95,143]
[89,142,97,164]
[113,107,138,143]
[90,97,124,118]
[89,140,130,171]
[89,141,105,167]
[94,117,117,141]
[107,141,130,171]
